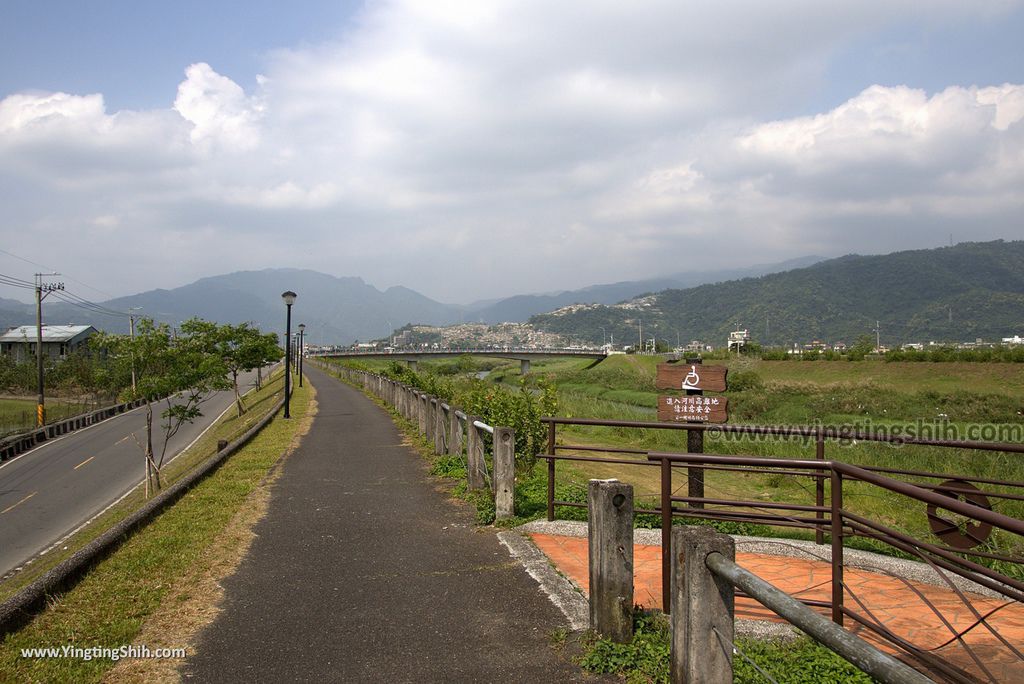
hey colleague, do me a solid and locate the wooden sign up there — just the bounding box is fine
[656,363,728,392]
[658,395,728,423]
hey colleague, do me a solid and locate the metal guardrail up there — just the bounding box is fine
[540,416,1024,682]
[704,551,932,683]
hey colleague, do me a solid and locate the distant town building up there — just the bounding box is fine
[1003,335,1024,346]
[0,325,98,363]
[682,340,713,354]
[727,329,750,352]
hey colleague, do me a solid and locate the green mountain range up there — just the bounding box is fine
[529,241,1024,348]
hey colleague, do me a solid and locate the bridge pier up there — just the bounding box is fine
[407,359,418,372]
[520,359,530,375]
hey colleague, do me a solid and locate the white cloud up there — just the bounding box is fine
[1,1,1023,303]
[173,63,263,151]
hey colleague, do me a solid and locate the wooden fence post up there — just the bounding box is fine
[448,407,463,458]
[494,427,515,519]
[466,416,486,490]
[671,526,734,684]
[587,479,634,643]
[434,402,446,455]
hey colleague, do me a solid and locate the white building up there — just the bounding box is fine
[0,325,98,363]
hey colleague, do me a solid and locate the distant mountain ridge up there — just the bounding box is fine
[529,241,1024,347]
[463,256,824,323]
[0,257,823,343]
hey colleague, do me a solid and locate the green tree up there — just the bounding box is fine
[93,318,231,495]
[182,320,282,416]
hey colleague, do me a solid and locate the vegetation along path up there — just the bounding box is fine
[183,364,596,682]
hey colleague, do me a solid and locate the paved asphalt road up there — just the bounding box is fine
[0,368,263,577]
[184,365,600,682]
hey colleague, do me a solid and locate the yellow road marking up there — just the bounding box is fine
[74,456,95,470]
[1,491,37,515]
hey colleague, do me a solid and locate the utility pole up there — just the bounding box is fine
[128,307,141,392]
[638,319,643,353]
[875,320,881,351]
[34,273,64,427]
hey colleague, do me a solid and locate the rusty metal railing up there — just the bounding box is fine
[539,416,1024,682]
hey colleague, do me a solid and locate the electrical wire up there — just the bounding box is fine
[0,248,117,300]
[54,290,132,318]
[51,291,131,318]
[0,272,35,290]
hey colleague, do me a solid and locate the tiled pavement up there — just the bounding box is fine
[529,532,1024,682]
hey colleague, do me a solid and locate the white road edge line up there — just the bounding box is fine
[19,369,277,567]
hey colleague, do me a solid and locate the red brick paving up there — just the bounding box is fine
[530,532,1024,682]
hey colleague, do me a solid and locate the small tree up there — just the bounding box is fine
[183,320,282,416]
[93,318,230,496]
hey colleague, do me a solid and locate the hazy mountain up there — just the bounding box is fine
[98,269,466,344]
[464,256,824,323]
[529,241,1024,347]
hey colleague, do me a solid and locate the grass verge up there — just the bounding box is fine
[0,374,314,683]
[578,611,872,684]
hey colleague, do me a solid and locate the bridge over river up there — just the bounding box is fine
[312,347,609,374]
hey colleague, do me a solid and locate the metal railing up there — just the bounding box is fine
[540,416,1024,682]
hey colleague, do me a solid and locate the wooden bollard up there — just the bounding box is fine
[671,526,735,684]
[587,479,634,643]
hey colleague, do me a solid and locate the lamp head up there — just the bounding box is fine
[298,323,306,332]
[281,291,297,306]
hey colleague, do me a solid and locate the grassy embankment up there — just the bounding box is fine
[0,370,312,684]
[352,353,1024,564]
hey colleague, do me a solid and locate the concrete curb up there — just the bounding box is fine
[498,530,589,631]
[0,396,285,638]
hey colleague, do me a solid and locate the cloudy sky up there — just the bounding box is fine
[1,1,1023,305]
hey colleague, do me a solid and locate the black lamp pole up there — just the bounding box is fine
[298,323,305,387]
[282,291,297,418]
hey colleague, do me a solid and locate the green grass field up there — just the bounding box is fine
[385,353,1024,569]
[0,397,108,437]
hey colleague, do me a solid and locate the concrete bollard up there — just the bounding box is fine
[434,402,446,455]
[466,416,486,490]
[587,479,634,643]
[494,427,515,519]
[671,526,735,684]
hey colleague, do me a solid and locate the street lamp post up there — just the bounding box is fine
[282,291,297,418]
[298,323,305,387]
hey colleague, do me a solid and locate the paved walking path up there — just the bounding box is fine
[184,366,596,683]
[526,526,1024,682]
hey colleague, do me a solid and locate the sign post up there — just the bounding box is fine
[656,359,730,509]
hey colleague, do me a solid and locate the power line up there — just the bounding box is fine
[56,289,132,317]
[0,271,35,290]
[0,248,118,300]
[51,291,131,319]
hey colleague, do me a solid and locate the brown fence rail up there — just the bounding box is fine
[541,416,1024,683]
